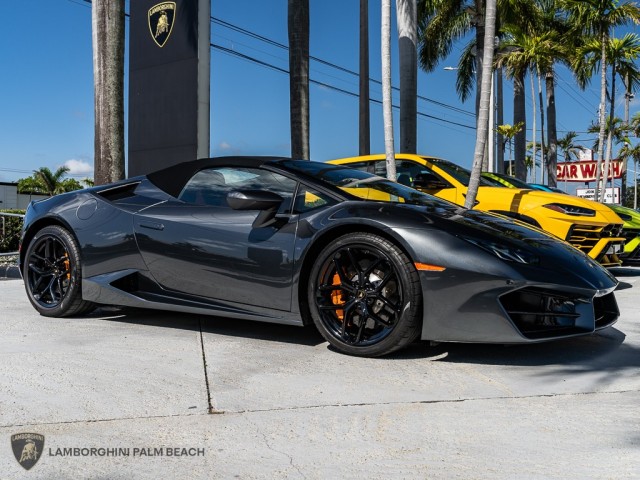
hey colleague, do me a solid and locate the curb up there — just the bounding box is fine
[0,265,21,279]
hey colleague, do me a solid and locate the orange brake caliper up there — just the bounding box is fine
[330,273,345,321]
[63,253,71,280]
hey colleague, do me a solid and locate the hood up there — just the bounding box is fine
[484,187,624,224]
[608,204,640,229]
[420,205,618,292]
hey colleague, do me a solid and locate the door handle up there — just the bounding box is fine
[138,221,165,231]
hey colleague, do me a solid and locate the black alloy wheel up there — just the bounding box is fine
[24,225,94,317]
[309,232,422,356]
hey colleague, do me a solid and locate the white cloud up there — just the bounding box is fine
[63,159,93,176]
[219,141,232,150]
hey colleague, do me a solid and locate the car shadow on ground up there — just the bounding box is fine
[611,266,640,277]
[86,306,326,347]
[419,327,631,366]
[86,306,640,379]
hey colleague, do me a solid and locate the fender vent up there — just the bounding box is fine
[96,182,141,201]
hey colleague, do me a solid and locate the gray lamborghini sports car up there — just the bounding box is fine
[20,157,619,356]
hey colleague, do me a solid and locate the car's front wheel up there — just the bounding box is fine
[308,233,423,356]
[23,225,94,317]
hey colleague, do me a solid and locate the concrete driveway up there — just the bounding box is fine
[1,268,639,479]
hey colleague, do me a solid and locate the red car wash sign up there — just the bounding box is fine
[556,160,624,182]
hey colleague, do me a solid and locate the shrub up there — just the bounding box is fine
[0,210,25,253]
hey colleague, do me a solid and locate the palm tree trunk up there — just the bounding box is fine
[92,0,125,185]
[382,0,396,180]
[622,74,631,202]
[288,0,310,160]
[635,158,638,209]
[513,71,527,181]
[474,2,485,127]
[595,30,608,202]
[466,0,496,209]
[396,0,417,153]
[546,69,558,187]
[530,72,537,183]
[537,74,546,184]
[496,67,504,174]
[602,63,617,200]
[359,0,370,156]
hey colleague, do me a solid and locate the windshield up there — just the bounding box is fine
[490,172,532,189]
[276,160,456,208]
[428,158,493,187]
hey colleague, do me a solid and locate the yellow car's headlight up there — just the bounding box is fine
[543,203,596,217]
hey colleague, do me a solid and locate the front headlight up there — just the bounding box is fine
[543,203,595,217]
[461,237,539,265]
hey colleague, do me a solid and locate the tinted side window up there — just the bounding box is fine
[373,160,452,189]
[344,161,374,173]
[179,167,297,210]
[293,185,336,214]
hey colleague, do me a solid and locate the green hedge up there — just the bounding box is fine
[0,210,25,253]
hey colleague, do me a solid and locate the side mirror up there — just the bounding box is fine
[227,190,284,228]
[227,190,283,211]
[412,173,450,190]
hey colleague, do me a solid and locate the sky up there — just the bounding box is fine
[0,0,637,189]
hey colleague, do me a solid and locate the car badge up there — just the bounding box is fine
[11,433,45,470]
[148,2,176,48]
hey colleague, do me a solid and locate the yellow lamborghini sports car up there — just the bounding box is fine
[329,154,625,267]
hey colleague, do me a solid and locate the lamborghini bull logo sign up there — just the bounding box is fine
[148,2,176,48]
[11,433,45,470]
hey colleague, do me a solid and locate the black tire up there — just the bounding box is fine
[308,232,423,356]
[23,225,95,317]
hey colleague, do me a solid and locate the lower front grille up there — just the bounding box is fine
[567,223,621,254]
[499,287,595,339]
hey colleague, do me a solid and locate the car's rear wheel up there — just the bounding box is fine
[24,225,94,317]
[308,233,423,356]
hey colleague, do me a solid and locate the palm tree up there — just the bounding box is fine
[418,0,486,111]
[497,122,524,175]
[587,116,629,191]
[359,0,370,156]
[557,131,581,161]
[466,0,498,209]
[382,0,396,180]
[92,0,125,185]
[17,177,46,195]
[397,0,418,153]
[288,0,310,160]
[17,167,83,197]
[563,0,640,201]
[534,0,573,188]
[619,142,640,209]
[498,7,567,184]
[527,141,548,181]
[625,112,640,207]
[525,154,537,181]
[575,33,640,198]
[34,167,72,196]
[418,1,537,104]
[495,25,533,180]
